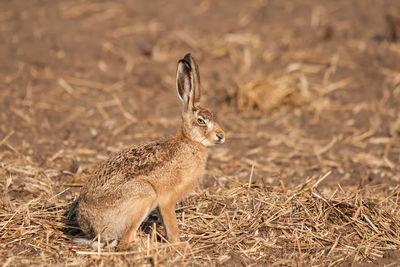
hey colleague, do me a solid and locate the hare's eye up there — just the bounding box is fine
[197,118,206,125]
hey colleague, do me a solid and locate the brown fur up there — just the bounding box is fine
[75,54,225,247]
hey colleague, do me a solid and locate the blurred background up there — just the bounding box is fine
[1,0,400,264]
[1,0,399,189]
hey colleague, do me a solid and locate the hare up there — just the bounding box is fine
[74,53,225,248]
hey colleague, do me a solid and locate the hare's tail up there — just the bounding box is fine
[64,199,78,223]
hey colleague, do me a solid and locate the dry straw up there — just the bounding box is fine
[1,170,399,266]
[234,71,302,113]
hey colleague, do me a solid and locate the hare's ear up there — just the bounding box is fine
[176,57,195,113]
[184,53,201,104]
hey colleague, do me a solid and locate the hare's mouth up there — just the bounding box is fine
[214,134,225,144]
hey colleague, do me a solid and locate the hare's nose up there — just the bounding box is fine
[216,132,225,144]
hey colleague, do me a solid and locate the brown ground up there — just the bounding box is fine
[1,0,400,266]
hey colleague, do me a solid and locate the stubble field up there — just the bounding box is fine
[1,0,400,266]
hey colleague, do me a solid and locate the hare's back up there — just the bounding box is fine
[88,138,180,188]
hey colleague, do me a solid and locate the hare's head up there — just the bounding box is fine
[176,54,225,147]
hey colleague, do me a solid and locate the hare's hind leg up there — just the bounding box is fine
[119,183,157,248]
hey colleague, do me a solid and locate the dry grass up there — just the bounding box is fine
[233,71,302,113]
[1,169,400,266]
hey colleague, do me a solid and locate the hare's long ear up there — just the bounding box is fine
[176,57,195,114]
[184,54,201,104]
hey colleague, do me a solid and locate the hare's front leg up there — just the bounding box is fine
[158,199,180,243]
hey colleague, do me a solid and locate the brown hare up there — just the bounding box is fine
[73,53,225,248]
